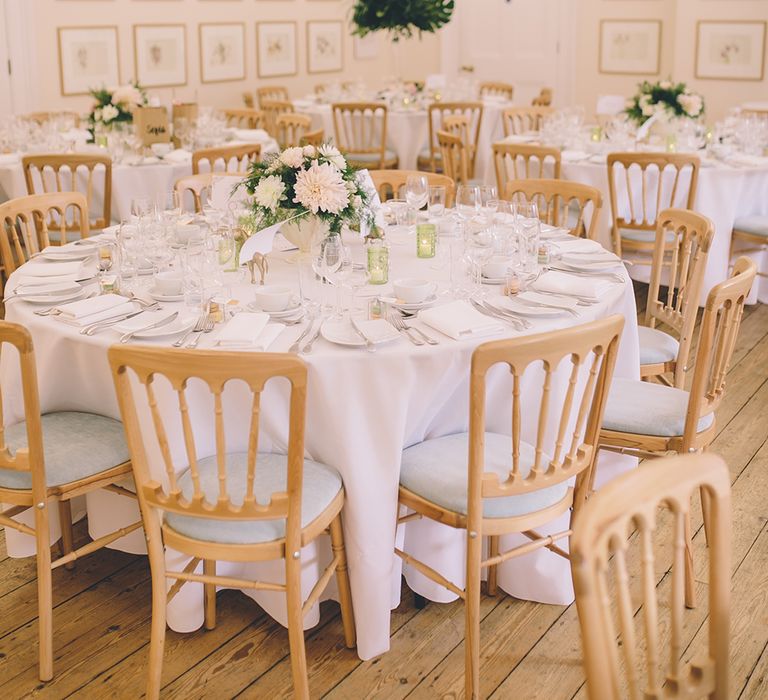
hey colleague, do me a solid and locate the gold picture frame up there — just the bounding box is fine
[695,20,767,82]
[256,21,298,78]
[57,25,120,96]
[133,24,188,88]
[598,19,662,76]
[198,22,246,84]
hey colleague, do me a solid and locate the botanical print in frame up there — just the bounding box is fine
[307,20,344,74]
[353,33,378,61]
[133,24,187,88]
[57,26,120,96]
[598,20,661,75]
[695,21,767,81]
[199,23,246,83]
[256,22,298,78]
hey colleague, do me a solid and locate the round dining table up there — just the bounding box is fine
[1,222,639,661]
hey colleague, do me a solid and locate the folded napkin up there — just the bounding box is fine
[0,153,21,165]
[561,150,590,163]
[215,313,284,349]
[552,237,604,254]
[419,300,504,340]
[163,149,192,164]
[516,290,579,311]
[353,318,400,342]
[232,128,270,143]
[20,260,85,277]
[9,281,81,298]
[533,271,616,302]
[111,309,179,334]
[55,300,137,327]
[55,294,130,320]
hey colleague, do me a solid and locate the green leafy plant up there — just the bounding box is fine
[625,79,704,126]
[352,0,455,41]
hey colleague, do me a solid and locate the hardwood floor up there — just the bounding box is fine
[1,290,767,699]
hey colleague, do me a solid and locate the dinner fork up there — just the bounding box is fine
[387,309,423,345]
[185,314,215,348]
[469,298,525,331]
[173,312,207,347]
[390,311,439,345]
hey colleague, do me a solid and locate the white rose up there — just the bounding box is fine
[642,103,654,117]
[111,85,143,106]
[279,146,305,169]
[302,145,317,157]
[101,104,119,123]
[93,107,102,122]
[659,80,672,90]
[253,174,286,212]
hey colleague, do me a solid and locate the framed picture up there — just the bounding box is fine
[695,21,767,81]
[133,24,187,87]
[353,33,378,60]
[57,26,120,96]
[256,21,298,78]
[307,20,344,74]
[598,20,661,75]
[199,22,245,83]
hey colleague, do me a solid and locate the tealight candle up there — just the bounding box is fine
[590,126,602,142]
[416,223,437,259]
[367,239,389,285]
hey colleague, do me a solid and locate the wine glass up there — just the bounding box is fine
[479,186,498,224]
[514,202,541,274]
[311,236,343,314]
[156,190,181,223]
[405,175,429,212]
[131,197,153,222]
[455,185,480,237]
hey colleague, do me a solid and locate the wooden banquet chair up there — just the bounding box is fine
[418,101,484,175]
[502,178,602,240]
[607,152,700,260]
[370,169,456,207]
[396,315,624,699]
[331,102,398,170]
[300,128,325,148]
[174,173,215,214]
[0,192,90,280]
[191,143,261,175]
[492,142,561,194]
[22,153,112,232]
[571,452,731,700]
[222,108,265,130]
[729,217,767,280]
[260,99,295,139]
[275,113,313,148]
[257,85,290,107]
[501,106,554,137]
[242,91,255,109]
[437,130,471,185]
[109,347,356,700]
[479,81,514,101]
[599,257,756,608]
[0,321,138,681]
[532,88,553,107]
[640,209,713,387]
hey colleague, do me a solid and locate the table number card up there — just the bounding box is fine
[133,106,171,146]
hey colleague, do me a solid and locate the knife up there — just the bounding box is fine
[80,308,146,335]
[119,312,179,343]
[350,317,376,353]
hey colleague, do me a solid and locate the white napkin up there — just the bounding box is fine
[111,309,179,334]
[55,300,137,327]
[552,237,604,254]
[9,281,81,298]
[353,318,399,342]
[215,313,283,349]
[232,128,270,143]
[516,290,579,311]
[20,260,85,277]
[0,153,21,165]
[419,300,504,340]
[533,271,615,301]
[163,149,192,164]
[55,294,131,320]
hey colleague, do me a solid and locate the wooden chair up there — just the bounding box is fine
[396,315,624,699]
[640,209,714,388]
[300,128,325,148]
[532,88,553,107]
[242,91,255,109]
[492,143,561,194]
[174,173,215,214]
[22,154,112,231]
[0,192,90,278]
[369,169,456,208]
[331,102,398,170]
[607,152,700,259]
[729,218,767,281]
[599,257,756,608]
[501,106,554,137]
[23,111,81,127]
[257,85,290,107]
[479,81,514,101]
[222,108,265,130]
[191,143,261,175]
[261,99,295,138]
[108,346,356,700]
[418,102,484,175]
[0,321,137,681]
[437,130,471,185]
[502,178,602,240]
[276,113,313,148]
[571,452,731,700]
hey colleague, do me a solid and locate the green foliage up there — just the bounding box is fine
[352,0,455,41]
[625,80,705,126]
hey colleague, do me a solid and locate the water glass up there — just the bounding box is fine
[427,186,446,218]
[131,197,153,221]
[455,185,480,230]
[405,174,429,212]
[514,202,541,274]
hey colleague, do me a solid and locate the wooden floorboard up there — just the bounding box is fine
[0,289,766,699]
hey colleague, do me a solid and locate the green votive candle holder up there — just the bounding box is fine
[416,223,437,258]
[367,240,389,285]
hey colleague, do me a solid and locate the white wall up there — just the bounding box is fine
[15,0,440,114]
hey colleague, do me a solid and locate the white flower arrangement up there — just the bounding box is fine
[87,81,148,139]
[238,143,374,236]
[626,80,705,126]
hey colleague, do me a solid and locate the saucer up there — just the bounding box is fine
[481,276,507,285]
[247,299,301,318]
[149,287,184,302]
[381,294,438,311]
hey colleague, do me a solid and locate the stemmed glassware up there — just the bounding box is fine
[405,175,429,215]
[455,185,480,236]
[514,202,541,275]
[311,235,343,314]
[427,186,446,219]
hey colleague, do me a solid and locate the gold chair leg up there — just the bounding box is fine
[285,551,310,700]
[35,503,54,682]
[203,560,216,631]
[57,499,75,571]
[487,536,499,596]
[465,531,482,700]
[145,528,168,700]
[329,515,356,649]
[684,511,696,609]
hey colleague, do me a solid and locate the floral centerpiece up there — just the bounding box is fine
[237,143,375,252]
[87,82,147,141]
[625,80,704,126]
[352,0,455,41]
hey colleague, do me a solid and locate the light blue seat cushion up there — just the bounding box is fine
[734,215,768,237]
[164,453,342,545]
[602,378,714,437]
[619,227,676,244]
[400,432,569,519]
[346,149,398,164]
[0,412,129,490]
[638,325,680,365]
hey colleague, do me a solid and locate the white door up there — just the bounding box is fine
[446,0,575,107]
[0,0,13,117]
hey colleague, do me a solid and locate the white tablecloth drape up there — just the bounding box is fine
[1,227,638,660]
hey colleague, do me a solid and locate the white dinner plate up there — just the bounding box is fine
[320,319,400,347]
[148,288,185,303]
[554,260,623,273]
[20,287,87,305]
[481,276,507,286]
[40,249,96,262]
[493,298,565,317]
[113,313,197,339]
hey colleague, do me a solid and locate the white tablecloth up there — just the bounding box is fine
[1,226,639,660]
[482,144,768,305]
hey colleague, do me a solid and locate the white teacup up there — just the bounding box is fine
[150,142,173,158]
[175,223,203,245]
[482,256,513,279]
[154,270,183,296]
[254,285,293,312]
[393,278,437,304]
